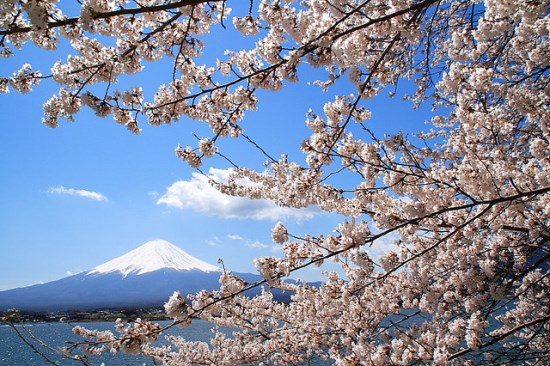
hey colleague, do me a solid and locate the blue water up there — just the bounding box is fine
[1,320,333,365]
[0,320,227,365]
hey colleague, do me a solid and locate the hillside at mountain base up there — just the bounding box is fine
[0,240,266,311]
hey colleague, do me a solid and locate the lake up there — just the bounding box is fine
[0,319,229,365]
[0,320,333,365]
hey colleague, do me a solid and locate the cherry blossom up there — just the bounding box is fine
[1,0,548,365]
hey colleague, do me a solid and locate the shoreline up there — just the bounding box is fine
[1,307,171,324]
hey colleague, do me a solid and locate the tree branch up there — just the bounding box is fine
[0,0,222,36]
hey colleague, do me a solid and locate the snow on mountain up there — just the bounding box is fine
[87,239,222,277]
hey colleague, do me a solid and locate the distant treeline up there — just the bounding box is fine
[0,307,171,323]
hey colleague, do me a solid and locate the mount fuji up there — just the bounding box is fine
[88,239,222,277]
[0,240,263,311]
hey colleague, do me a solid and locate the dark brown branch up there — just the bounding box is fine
[60,185,550,358]
[8,322,93,366]
[0,0,221,36]
[448,315,550,361]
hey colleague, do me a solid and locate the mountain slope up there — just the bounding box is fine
[0,270,263,311]
[0,240,261,311]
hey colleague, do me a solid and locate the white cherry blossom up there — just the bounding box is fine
[1,0,548,364]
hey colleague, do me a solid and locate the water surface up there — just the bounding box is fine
[0,320,220,365]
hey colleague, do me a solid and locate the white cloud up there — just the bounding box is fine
[246,240,270,249]
[227,234,244,241]
[367,232,400,261]
[206,236,223,247]
[157,167,319,221]
[48,185,108,202]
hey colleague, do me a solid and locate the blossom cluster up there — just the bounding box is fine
[72,317,162,356]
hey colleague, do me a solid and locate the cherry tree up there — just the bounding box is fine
[2,0,549,365]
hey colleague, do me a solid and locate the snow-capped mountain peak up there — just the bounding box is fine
[87,239,222,277]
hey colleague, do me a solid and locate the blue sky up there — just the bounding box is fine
[0,7,435,291]
[0,80,336,290]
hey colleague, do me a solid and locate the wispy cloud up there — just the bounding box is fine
[226,234,244,241]
[157,168,319,221]
[48,185,108,202]
[226,233,279,252]
[206,236,223,247]
[246,240,271,249]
